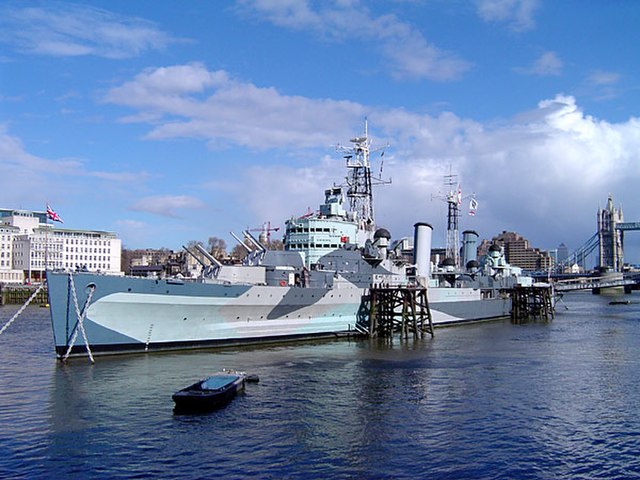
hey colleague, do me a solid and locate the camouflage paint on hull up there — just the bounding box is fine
[47,271,511,357]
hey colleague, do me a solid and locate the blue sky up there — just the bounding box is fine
[2,0,640,263]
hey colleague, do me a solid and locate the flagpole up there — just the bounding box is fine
[45,215,49,278]
[44,204,64,278]
[44,203,49,283]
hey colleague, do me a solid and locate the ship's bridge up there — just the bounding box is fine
[284,217,358,267]
[284,185,361,267]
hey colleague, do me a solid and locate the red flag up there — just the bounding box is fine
[46,204,64,223]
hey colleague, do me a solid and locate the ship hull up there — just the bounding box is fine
[47,272,511,358]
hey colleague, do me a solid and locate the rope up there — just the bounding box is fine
[0,283,46,336]
[62,274,95,364]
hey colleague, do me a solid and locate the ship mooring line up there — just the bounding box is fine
[62,274,96,364]
[0,283,46,337]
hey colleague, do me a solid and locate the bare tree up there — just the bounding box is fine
[185,240,206,265]
[186,240,204,249]
[269,239,284,251]
[230,238,253,262]
[208,237,227,258]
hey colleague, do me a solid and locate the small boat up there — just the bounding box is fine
[172,373,245,413]
[609,300,631,305]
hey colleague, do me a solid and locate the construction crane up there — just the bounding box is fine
[247,221,280,245]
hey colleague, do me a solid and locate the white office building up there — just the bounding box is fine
[0,223,22,283]
[0,208,122,283]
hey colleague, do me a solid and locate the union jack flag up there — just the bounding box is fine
[46,204,64,223]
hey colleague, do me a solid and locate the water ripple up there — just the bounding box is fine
[2,295,640,478]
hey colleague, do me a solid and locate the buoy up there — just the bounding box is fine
[279,280,287,287]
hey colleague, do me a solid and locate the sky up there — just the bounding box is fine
[2,0,640,265]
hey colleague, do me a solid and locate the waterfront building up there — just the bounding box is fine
[129,249,175,268]
[0,224,22,283]
[123,248,201,277]
[129,264,165,278]
[478,231,553,271]
[0,208,122,283]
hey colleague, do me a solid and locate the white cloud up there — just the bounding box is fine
[130,195,206,218]
[475,0,539,31]
[0,125,77,206]
[588,70,621,86]
[116,219,152,248]
[0,124,152,207]
[109,64,228,98]
[236,0,471,81]
[105,63,364,149]
[519,51,563,76]
[105,64,640,251]
[0,124,151,182]
[117,219,148,230]
[237,0,323,30]
[238,95,640,252]
[580,70,622,102]
[90,171,152,182]
[379,95,640,249]
[238,156,343,227]
[0,124,82,174]
[0,2,182,59]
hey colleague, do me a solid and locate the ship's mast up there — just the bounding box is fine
[444,172,461,268]
[337,120,389,234]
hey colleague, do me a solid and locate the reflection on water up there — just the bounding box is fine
[1,294,640,479]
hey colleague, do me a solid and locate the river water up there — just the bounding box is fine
[1,292,640,479]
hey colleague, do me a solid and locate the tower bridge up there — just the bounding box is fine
[560,195,640,273]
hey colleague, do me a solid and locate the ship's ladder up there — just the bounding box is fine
[0,283,46,337]
[61,273,96,364]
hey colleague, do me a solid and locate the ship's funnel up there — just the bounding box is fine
[462,230,479,266]
[413,222,433,282]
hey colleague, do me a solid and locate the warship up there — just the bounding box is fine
[46,122,531,358]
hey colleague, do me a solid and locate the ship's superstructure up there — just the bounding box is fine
[284,187,358,268]
[283,121,389,268]
[46,122,532,359]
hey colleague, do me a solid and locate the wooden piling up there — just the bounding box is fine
[366,286,433,339]
[511,285,554,323]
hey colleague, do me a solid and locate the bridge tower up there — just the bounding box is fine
[598,195,624,271]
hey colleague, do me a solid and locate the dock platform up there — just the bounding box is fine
[0,284,49,306]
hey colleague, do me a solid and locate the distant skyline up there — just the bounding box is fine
[2,1,640,262]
